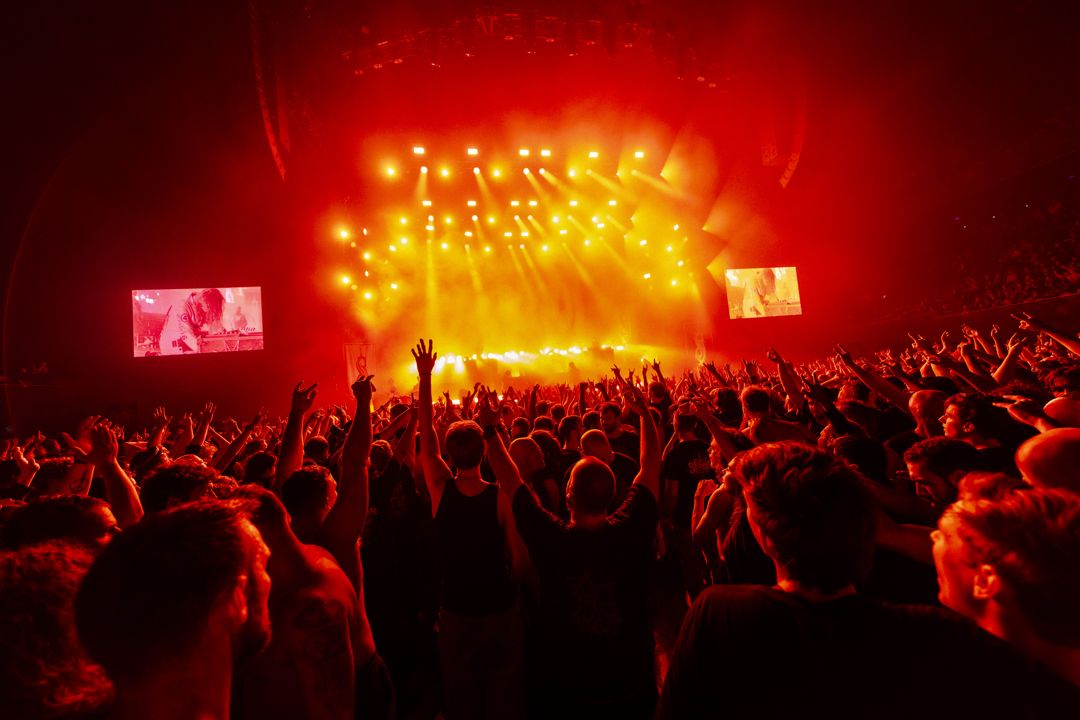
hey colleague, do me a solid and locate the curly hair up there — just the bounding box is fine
[0,543,112,718]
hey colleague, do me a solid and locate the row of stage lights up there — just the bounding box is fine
[384,145,645,179]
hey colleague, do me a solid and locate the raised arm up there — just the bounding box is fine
[211,409,262,472]
[87,422,144,528]
[392,407,419,470]
[274,382,318,494]
[992,333,1028,385]
[767,348,808,412]
[615,366,660,499]
[834,344,911,413]
[321,376,374,588]
[1014,311,1080,357]
[477,392,525,499]
[413,339,453,513]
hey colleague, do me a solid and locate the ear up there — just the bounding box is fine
[972,564,1001,601]
[962,421,976,436]
[226,573,251,627]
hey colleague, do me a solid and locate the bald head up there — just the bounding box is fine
[1016,429,1080,492]
[580,429,614,463]
[509,437,544,477]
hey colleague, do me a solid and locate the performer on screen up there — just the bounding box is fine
[157,288,225,355]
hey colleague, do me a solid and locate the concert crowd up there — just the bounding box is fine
[2,310,1079,719]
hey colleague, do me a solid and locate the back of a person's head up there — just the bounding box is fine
[533,415,556,433]
[567,457,617,516]
[368,440,392,473]
[674,411,698,435]
[529,429,561,468]
[76,502,256,683]
[582,410,601,430]
[946,488,1080,648]
[1016,428,1080,493]
[580,429,612,458]
[550,405,566,423]
[445,420,484,470]
[957,472,1026,502]
[0,543,112,718]
[243,451,277,487]
[740,385,772,415]
[920,375,961,396]
[0,496,116,551]
[832,436,888,485]
[730,442,876,594]
[303,435,330,462]
[280,465,335,519]
[905,436,982,478]
[714,388,742,420]
[140,463,220,514]
[510,417,532,437]
[128,446,168,485]
[557,415,582,444]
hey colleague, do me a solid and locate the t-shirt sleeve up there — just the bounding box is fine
[512,483,564,550]
[608,484,659,536]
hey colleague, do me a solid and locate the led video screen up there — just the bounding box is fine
[724,267,802,319]
[132,287,264,357]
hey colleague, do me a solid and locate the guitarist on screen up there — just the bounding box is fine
[157,288,225,355]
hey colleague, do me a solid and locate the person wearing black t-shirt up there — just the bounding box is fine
[659,442,1074,719]
[600,401,641,460]
[480,368,661,720]
[660,411,716,600]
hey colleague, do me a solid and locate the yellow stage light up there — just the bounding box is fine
[673,223,680,231]
[471,214,479,221]
[427,214,434,222]
[523,168,531,175]
[444,216,453,224]
[467,199,477,207]
[440,168,450,178]
[504,231,513,237]
[492,168,501,178]
[568,169,577,177]
[420,166,428,174]
[399,216,408,225]
[484,245,492,253]
[588,150,599,158]
[569,200,578,207]
[538,168,546,174]
[510,200,520,207]
[338,228,350,239]
[350,284,357,290]
[677,260,684,267]
[341,275,351,284]
[671,279,678,286]
[559,229,568,235]
[464,231,474,237]
[666,245,673,252]
[363,290,373,300]
[519,243,525,249]
[426,224,435,231]
[413,146,425,155]
[441,242,449,250]
[520,231,529,237]
[608,199,617,206]
[540,148,552,157]
[639,239,647,246]
[541,244,549,252]
[399,237,408,245]
[349,241,356,248]
[473,166,480,174]
[391,282,399,289]
[388,245,397,252]
[552,215,560,223]
[362,251,372,260]
[422,199,432,207]
[487,216,496,224]
[519,148,530,157]
[596,223,605,229]
[643,273,651,279]
[528,200,538,207]
[467,147,479,156]
[385,166,396,177]
[634,150,645,158]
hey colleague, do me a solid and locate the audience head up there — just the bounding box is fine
[444,420,485,470]
[0,543,112,718]
[673,411,698,438]
[599,402,622,433]
[138,463,223,514]
[303,435,330,465]
[509,437,544,479]
[510,417,532,440]
[1015,428,1080,492]
[729,442,876,595]
[369,439,393,475]
[566,457,616,519]
[831,436,888,485]
[580,429,614,464]
[76,502,271,684]
[740,386,772,417]
[533,415,556,434]
[933,488,1080,653]
[582,410,601,431]
[941,393,1010,444]
[280,466,337,526]
[0,496,119,552]
[242,451,277,487]
[904,437,983,508]
[128,445,170,485]
[909,390,947,437]
[557,415,583,446]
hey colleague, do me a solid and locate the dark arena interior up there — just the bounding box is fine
[3,1,1080,718]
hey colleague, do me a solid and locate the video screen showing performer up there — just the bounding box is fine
[132,287,264,357]
[724,267,802,319]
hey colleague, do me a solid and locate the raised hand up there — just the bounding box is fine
[475,390,500,428]
[12,444,40,475]
[61,415,101,458]
[1011,311,1048,333]
[151,405,171,426]
[412,338,438,375]
[1006,333,1027,353]
[351,374,375,407]
[86,422,120,467]
[833,343,852,363]
[765,347,782,364]
[200,401,217,421]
